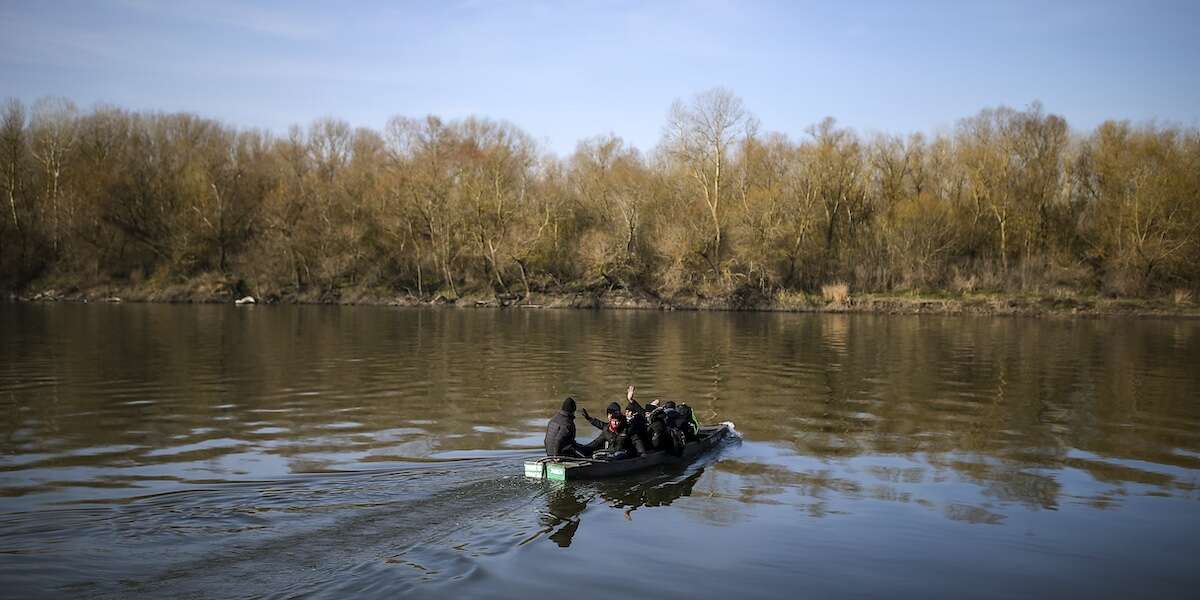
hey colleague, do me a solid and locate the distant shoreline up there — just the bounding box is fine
[8,282,1199,319]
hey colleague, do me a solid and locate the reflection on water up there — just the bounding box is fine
[537,447,727,548]
[1,304,1199,598]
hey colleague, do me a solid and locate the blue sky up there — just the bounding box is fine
[2,0,1197,155]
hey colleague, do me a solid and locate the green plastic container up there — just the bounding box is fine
[524,460,569,481]
[546,463,568,481]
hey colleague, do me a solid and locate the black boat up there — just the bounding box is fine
[525,423,733,481]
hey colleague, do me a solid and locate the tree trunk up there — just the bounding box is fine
[516,258,531,302]
[416,258,423,297]
[7,187,17,233]
[998,216,1008,272]
[49,171,57,250]
[712,153,722,271]
[487,239,506,291]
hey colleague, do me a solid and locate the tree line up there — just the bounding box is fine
[2,89,1198,302]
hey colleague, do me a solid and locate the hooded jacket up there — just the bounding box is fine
[544,409,577,456]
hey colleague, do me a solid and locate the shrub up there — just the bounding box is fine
[821,282,849,304]
[951,271,977,294]
[1173,288,1194,307]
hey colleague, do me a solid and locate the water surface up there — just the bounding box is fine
[1,304,1198,598]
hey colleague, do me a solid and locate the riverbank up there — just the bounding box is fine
[6,276,1199,319]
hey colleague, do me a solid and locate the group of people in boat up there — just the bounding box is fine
[544,386,700,460]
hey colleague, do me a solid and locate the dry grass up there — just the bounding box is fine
[821,282,849,304]
[1173,288,1194,306]
[951,272,978,294]
[774,289,817,309]
[1049,286,1077,300]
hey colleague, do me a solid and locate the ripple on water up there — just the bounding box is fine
[143,439,248,458]
[248,427,290,435]
[1,306,1198,599]
[319,422,364,430]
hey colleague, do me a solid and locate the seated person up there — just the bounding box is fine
[580,401,637,458]
[544,397,588,457]
[676,403,701,440]
[623,387,651,456]
[645,404,674,452]
[648,400,698,454]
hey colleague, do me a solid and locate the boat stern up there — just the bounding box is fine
[523,460,545,479]
[524,460,570,481]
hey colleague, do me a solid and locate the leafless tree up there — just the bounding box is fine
[663,87,757,277]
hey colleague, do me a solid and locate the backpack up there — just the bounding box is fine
[678,403,699,439]
[669,427,686,456]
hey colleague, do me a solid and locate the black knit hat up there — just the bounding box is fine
[606,402,622,417]
[562,397,577,413]
[663,401,677,409]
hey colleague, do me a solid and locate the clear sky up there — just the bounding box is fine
[2,0,1198,156]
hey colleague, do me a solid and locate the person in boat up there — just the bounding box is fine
[646,399,700,453]
[621,385,651,456]
[544,396,588,458]
[623,399,650,456]
[645,399,683,454]
[657,401,700,440]
[580,401,637,458]
[675,402,700,441]
[644,402,674,453]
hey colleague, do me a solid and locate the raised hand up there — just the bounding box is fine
[627,385,635,401]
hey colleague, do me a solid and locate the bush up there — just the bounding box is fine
[821,282,849,304]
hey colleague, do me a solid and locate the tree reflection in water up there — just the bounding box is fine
[537,463,712,547]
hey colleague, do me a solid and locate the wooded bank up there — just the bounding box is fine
[3,90,1198,310]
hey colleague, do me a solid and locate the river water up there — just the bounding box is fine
[1,304,1198,598]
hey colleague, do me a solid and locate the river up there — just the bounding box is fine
[1,304,1198,598]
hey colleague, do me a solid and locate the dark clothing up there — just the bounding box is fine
[577,432,609,455]
[646,410,673,452]
[584,413,642,456]
[544,409,578,456]
[677,404,699,441]
[584,414,607,431]
[649,407,688,455]
[626,410,650,455]
[663,407,688,431]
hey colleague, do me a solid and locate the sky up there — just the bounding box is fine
[1,0,1198,156]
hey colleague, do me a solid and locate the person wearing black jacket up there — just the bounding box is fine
[645,407,673,452]
[645,400,688,455]
[623,397,650,456]
[544,397,586,457]
[580,401,636,457]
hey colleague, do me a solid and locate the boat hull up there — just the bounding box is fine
[526,424,731,481]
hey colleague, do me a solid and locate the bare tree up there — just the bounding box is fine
[386,115,464,297]
[959,108,1018,271]
[1084,121,1199,290]
[30,97,78,250]
[802,117,866,277]
[570,135,652,286]
[663,87,756,276]
[1,99,27,235]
